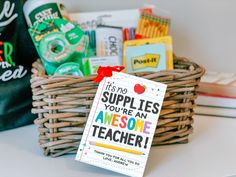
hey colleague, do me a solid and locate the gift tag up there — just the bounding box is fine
[76,67,167,177]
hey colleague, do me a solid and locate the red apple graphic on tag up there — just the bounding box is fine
[134,84,146,94]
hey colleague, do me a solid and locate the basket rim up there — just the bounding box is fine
[31,56,205,81]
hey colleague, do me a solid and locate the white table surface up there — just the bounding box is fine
[0,115,236,177]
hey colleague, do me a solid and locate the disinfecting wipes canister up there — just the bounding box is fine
[23,0,70,27]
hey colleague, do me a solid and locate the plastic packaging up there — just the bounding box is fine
[23,0,70,27]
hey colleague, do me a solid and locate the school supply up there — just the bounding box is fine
[96,25,123,57]
[123,36,174,72]
[196,93,236,109]
[82,56,122,76]
[28,18,90,75]
[70,9,142,30]
[195,71,236,118]
[195,106,236,118]
[198,71,236,98]
[135,12,170,39]
[23,0,70,27]
[123,27,136,41]
[124,44,167,73]
[83,29,96,55]
[54,62,84,76]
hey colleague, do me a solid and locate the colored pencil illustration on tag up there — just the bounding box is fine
[76,70,167,177]
[90,141,145,155]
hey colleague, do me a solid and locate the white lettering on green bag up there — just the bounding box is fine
[0,1,18,28]
[0,62,27,82]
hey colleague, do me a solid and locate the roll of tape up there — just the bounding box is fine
[29,18,91,75]
[39,32,74,64]
[54,62,84,76]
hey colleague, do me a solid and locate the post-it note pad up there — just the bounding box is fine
[76,71,167,177]
[124,36,174,71]
[124,43,167,73]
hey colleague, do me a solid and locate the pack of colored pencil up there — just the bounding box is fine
[135,12,170,39]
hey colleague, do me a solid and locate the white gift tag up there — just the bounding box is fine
[76,71,167,177]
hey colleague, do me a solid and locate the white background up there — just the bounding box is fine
[61,0,236,73]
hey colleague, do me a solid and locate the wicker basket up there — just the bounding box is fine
[31,56,205,157]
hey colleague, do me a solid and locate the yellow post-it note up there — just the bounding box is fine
[123,36,174,71]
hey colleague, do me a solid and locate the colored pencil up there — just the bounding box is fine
[90,141,145,155]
